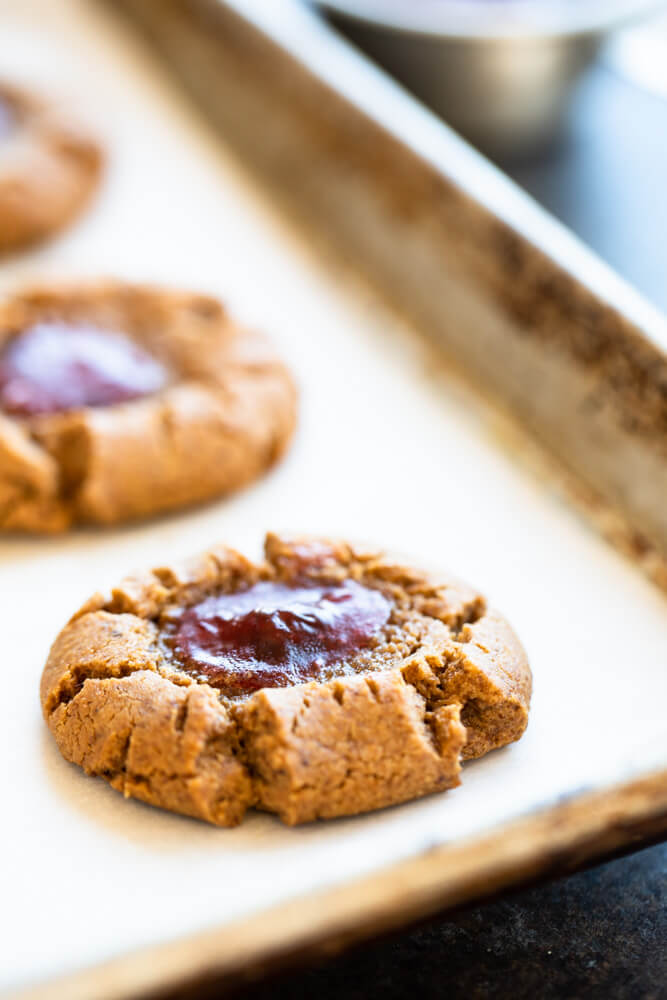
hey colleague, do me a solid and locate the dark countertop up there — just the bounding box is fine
[173,39,667,1000]
[230,842,667,1000]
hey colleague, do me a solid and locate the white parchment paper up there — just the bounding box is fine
[1,1,666,993]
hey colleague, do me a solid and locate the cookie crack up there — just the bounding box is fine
[449,599,486,637]
[364,676,382,704]
[106,730,133,786]
[174,698,189,733]
[47,665,126,715]
[46,655,161,716]
[33,420,92,507]
[230,728,258,786]
[105,766,200,789]
[399,644,467,718]
[0,466,67,530]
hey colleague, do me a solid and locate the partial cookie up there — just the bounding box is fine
[0,282,297,531]
[41,533,531,826]
[0,81,103,252]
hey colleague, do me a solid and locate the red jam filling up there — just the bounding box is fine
[0,322,168,417]
[167,579,392,696]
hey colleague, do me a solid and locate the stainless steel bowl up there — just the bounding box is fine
[315,0,666,156]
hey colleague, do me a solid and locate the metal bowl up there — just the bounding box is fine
[315,0,666,156]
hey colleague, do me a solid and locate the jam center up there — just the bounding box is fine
[167,579,392,697]
[0,322,169,416]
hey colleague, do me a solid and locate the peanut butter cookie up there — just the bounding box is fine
[0,282,296,531]
[0,81,103,252]
[41,533,531,826]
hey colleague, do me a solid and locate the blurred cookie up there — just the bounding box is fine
[0,282,297,530]
[0,80,103,251]
[41,533,531,826]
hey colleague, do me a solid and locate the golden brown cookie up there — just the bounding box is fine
[0,81,103,252]
[41,533,531,826]
[0,282,297,531]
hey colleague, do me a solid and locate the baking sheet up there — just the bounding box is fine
[133,0,667,575]
[2,1,666,997]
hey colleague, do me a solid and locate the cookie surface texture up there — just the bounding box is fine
[0,282,297,531]
[0,81,103,252]
[41,534,532,826]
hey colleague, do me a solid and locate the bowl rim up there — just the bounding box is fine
[312,0,667,39]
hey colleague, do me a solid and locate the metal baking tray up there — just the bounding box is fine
[4,1,666,998]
